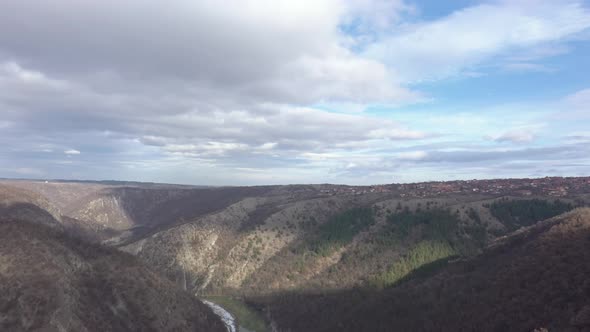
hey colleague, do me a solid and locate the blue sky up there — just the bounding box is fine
[0,0,589,185]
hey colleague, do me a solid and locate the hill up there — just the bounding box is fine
[2,179,588,298]
[252,208,590,331]
[2,177,590,331]
[121,192,581,296]
[0,195,225,331]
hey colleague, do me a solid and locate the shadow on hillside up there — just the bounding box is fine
[247,211,590,332]
[0,205,227,332]
[94,186,277,245]
[0,202,62,228]
[388,254,459,287]
[0,201,123,244]
[1,202,109,250]
[1,185,319,246]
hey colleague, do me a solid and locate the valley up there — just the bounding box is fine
[4,1,590,331]
[1,177,590,331]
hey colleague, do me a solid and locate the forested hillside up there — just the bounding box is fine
[252,208,590,332]
[2,179,589,331]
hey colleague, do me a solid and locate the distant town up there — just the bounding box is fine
[3,176,590,199]
[312,176,590,198]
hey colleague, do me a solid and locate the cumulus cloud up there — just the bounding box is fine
[0,0,418,105]
[0,55,428,151]
[0,0,429,183]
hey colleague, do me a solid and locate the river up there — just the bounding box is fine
[203,300,257,332]
[203,300,237,332]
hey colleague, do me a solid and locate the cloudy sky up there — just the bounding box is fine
[1,0,589,185]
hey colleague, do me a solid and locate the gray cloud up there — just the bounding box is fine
[492,131,535,143]
[0,35,426,183]
[332,142,590,181]
[418,145,585,164]
[0,0,588,185]
[0,0,425,182]
[0,1,417,105]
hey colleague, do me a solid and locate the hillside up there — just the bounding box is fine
[252,208,590,332]
[122,192,581,296]
[0,183,63,229]
[2,178,590,331]
[0,206,225,331]
[2,179,587,298]
[1,180,277,244]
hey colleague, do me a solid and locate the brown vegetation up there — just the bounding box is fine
[252,208,590,332]
[2,178,590,331]
[0,212,225,332]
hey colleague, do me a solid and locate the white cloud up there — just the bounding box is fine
[395,150,427,160]
[0,0,588,185]
[500,62,555,73]
[565,88,590,110]
[481,121,546,144]
[365,0,590,82]
[0,61,68,88]
[300,152,343,161]
[258,142,278,150]
[490,131,536,143]
[343,0,413,32]
[564,131,590,143]
[14,167,44,176]
[0,0,417,106]
[553,88,590,120]
[367,128,428,140]
[503,44,570,63]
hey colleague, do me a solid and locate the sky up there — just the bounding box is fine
[0,0,589,186]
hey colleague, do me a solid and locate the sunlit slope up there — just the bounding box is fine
[255,208,590,332]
